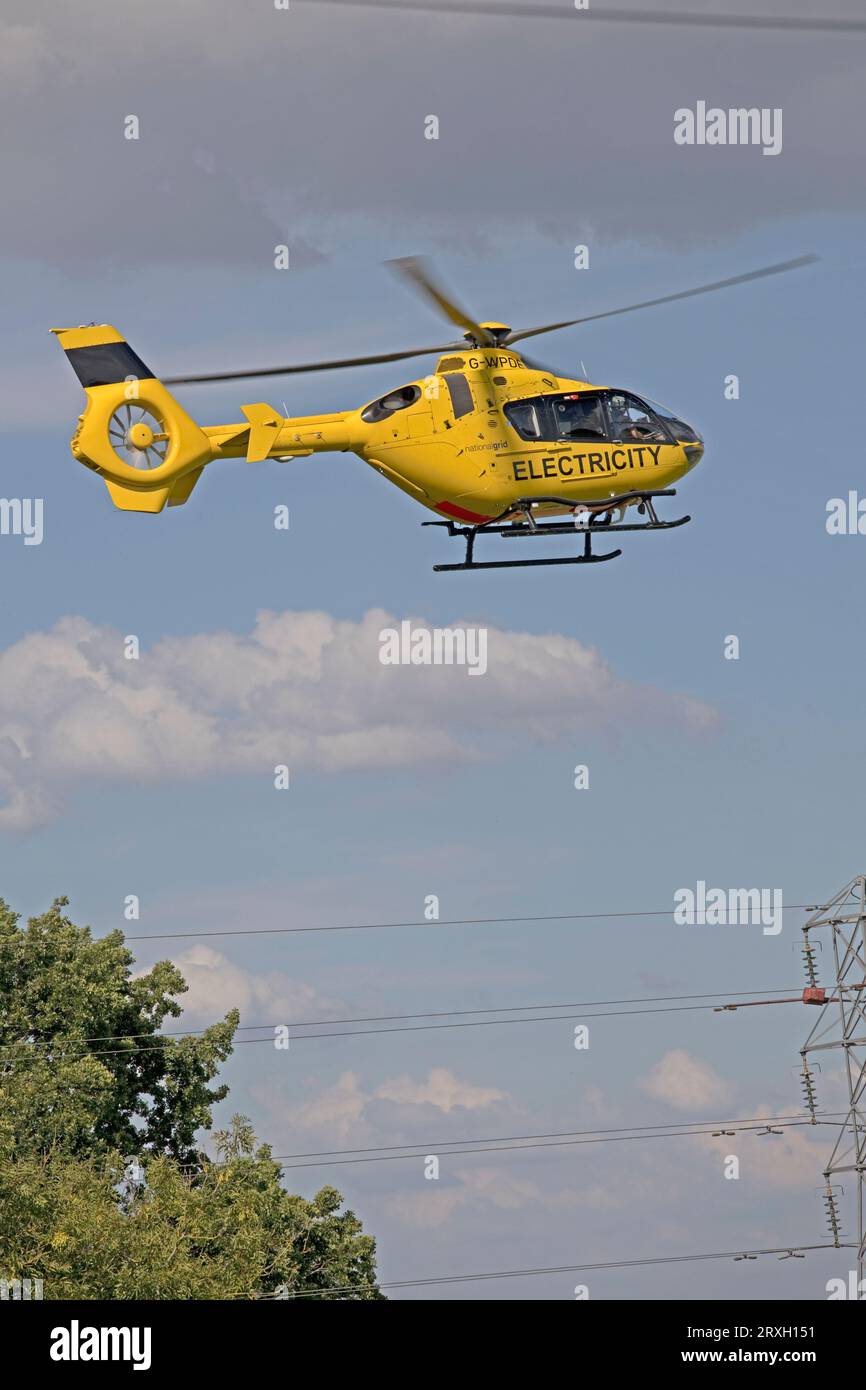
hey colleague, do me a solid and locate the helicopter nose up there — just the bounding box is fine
[683,441,704,469]
[678,418,703,462]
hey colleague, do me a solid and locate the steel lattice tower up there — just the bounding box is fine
[799,876,866,1289]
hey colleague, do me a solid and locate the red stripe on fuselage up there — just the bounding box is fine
[436,501,493,524]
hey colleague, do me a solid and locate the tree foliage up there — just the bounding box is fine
[0,896,236,1164]
[0,898,383,1299]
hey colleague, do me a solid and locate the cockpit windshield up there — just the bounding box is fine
[605,392,669,443]
[640,396,703,445]
[504,390,701,445]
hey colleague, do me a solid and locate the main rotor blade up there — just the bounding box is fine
[163,342,455,386]
[387,256,496,347]
[162,254,819,386]
[298,0,866,34]
[507,254,819,345]
[519,351,569,381]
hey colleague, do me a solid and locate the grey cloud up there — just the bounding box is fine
[3,0,864,269]
[0,608,715,830]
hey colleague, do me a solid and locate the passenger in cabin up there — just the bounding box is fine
[553,395,606,442]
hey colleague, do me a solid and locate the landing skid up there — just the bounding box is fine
[424,489,690,573]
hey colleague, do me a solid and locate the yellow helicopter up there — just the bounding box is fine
[53,253,815,572]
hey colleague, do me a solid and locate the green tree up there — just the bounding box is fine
[0,1120,382,1299]
[0,896,235,1164]
[0,899,383,1299]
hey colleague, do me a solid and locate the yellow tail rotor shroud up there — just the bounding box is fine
[52,325,214,513]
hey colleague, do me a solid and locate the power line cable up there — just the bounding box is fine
[118,902,824,943]
[265,1243,848,1299]
[269,1117,843,1171]
[0,996,810,1065]
[0,985,805,1051]
[264,1110,846,1164]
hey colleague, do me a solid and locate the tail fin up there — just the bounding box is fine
[52,325,213,512]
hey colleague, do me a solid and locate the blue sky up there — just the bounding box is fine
[2,0,866,1299]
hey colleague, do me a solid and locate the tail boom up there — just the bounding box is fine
[53,325,356,512]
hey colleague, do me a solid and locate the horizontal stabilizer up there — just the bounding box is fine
[242,403,284,462]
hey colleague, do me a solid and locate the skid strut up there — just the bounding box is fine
[424,490,690,573]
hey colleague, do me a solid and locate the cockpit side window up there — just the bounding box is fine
[550,393,607,441]
[361,384,421,424]
[504,392,608,442]
[505,400,542,439]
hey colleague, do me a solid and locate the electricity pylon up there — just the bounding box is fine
[799,875,866,1290]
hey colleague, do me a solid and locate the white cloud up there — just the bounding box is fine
[288,1067,509,1142]
[696,1107,830,1191]
[387,1169,540,1230]
[640,1049,733,1112]
[0,609,714,830]
[375,1067,505,1114]
[387,1166,622,1229]
[0,24,42,88]
[289,1072,370,1143]
[169,945,338,1026]
[386,1187,469,1230]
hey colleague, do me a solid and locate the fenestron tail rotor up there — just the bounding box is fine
[107,404,170,471]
